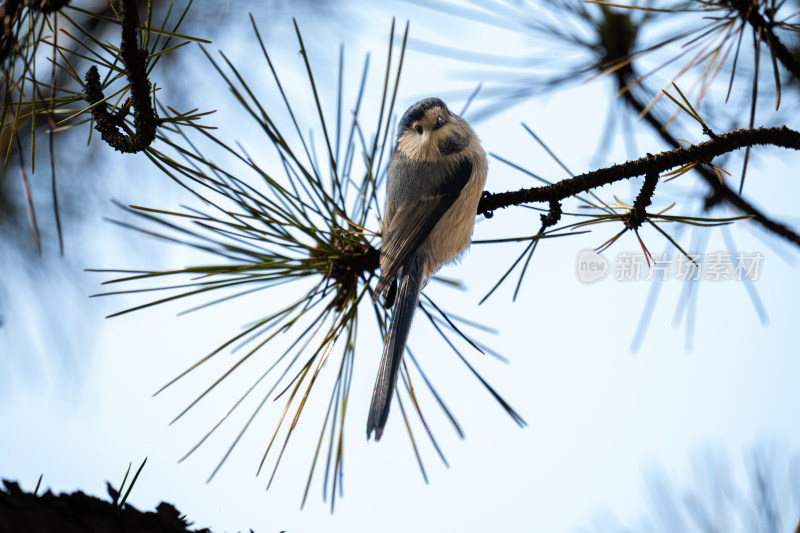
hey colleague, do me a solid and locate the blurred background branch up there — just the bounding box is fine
[584,445,800,533]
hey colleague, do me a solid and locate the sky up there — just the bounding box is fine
[2,1,800,532]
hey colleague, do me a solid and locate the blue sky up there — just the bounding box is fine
[2,1,800,531]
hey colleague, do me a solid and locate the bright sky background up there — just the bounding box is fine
[2,1,800,532]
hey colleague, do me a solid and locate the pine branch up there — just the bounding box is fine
[478,126,800,246]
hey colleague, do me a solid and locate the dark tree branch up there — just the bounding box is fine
[479,126,800,212]
[478,126,800,246]
[82,0,158,153]
[624,170,658,231]
[618,63,800,247]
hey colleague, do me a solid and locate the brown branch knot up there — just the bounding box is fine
[540,200,561,229]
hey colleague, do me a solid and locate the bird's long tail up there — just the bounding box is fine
[367,258,424,440]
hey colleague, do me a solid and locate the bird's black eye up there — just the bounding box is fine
[434,115,446,129]
[415,125,423,135]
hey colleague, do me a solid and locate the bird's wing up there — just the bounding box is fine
[375,156,473,296]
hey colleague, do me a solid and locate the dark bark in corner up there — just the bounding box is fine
[0,479,213,533]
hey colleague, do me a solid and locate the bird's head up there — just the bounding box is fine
[395,97,473,162]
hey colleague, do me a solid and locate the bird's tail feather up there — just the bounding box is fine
[367,259,423,440]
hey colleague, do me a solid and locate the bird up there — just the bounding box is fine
[367,97,487,441]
